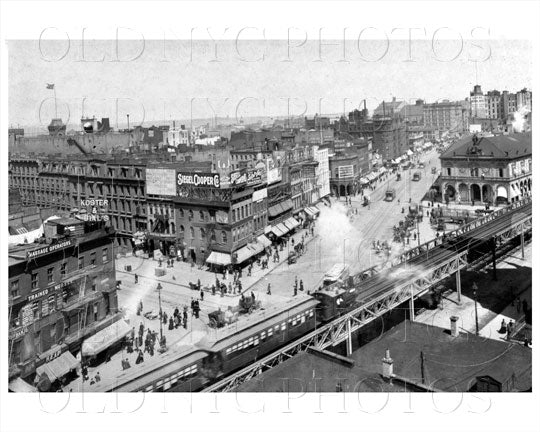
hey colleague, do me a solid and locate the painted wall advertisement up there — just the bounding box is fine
[146,168,177,196]
[177,172,221,189]
[338,165,354,178]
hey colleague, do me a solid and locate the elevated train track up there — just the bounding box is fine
[203,198,532,392]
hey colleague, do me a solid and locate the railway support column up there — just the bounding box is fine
[346,319,353,356]
[491,237,497,281]
[409,286,415,322]
[456,268,462,304]
[520,223,525,259]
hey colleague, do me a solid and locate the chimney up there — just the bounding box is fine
[450,316,459,337]
[381,349,394,379]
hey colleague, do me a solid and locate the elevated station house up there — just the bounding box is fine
[8,217,120,391]
[438,132,531,205]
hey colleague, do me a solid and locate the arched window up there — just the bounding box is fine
[221,230,227,243]
[200,228,206,239]
[188,210,194,220]
[199,210,204,221]
[211,230,216,242]
[179,209,184,218]
[179,225,185,235]
[190,227,195,239]
[170,222,176,234]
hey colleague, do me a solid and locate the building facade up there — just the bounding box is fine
[439,133,532,205]
[8,219,119,381]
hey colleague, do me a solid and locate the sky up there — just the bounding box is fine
[8,39,532,130]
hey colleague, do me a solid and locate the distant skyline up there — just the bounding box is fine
[8,39,532,129]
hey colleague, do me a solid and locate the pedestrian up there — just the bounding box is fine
[498,319,507,334]
[139,300,143,314]
[200,290,204,301]
[163,311,168,325]
[136,350,144,364]
[251,291,255,301]
[300,280,304,291]
[124,358,131,370]
[212,284,216,296]
[159,258,162,267]
[267,283,271,295]
[508,320,514,335]
[134,274,138,284]
[197,279,201,290]
[95,372,101,382]
[168,317,174,331]
[516,298,521,313]
[294,287,298,296]
[183,316,187,329]
[295,276,298,289]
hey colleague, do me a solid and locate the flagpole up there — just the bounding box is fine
[53,86,58,118]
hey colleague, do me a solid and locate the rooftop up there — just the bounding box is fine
[236,320,532,392]
[441,132,532,159]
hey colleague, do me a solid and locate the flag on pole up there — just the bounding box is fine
[46,83,55,89]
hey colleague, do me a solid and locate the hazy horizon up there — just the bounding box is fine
[8,39,532,129]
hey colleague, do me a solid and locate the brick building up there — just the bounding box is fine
[8,218,119,384]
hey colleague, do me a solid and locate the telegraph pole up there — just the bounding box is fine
[473,282,479,336]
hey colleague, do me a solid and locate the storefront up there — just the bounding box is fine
[34,350,79,391]
[81,319,131,364]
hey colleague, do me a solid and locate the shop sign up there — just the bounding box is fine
[26,239,74,260]
[230,170,247,186]
[338,165,354,178]
[177,172,220,188]
[247,167,266,185]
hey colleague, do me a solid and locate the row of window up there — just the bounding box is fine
[225,309,314,356]
[232,222,253,243]
[231,202,252,223]
[446,167,505,178]
[177,225,227,243]
[145,364,198,392]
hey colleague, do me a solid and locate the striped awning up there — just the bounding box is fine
[206,251,232,266]
[81,320,131,357]
[270,224,287,237]
[233,245,258,264]
[277,222,290,235]
[360,177,369,185]
[304,206,319,217]
[257,235,272,248]
[35,351,79,382]
[283,217,300,231]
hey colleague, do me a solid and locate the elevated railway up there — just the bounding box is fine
[203,198,532,392]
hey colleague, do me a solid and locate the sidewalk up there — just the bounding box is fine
[415,242,532,343]
[116,223,318,298]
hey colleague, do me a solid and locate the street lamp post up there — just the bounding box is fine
[156,283,167,352]
[472,282,479,336]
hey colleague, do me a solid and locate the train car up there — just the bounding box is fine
[198,297,320,377]
[312,280,359,322]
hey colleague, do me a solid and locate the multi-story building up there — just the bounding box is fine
[439,132,531,204]
[8,218,119,385]
[423,100,469,135]
[516,88,532,111]
[485,90,502,120]
[329,152,363,197]
[373,98,407,117]
[313,146,330,201]
[369,116,408,161]
[167,124,190,147]
[470,84,487,118]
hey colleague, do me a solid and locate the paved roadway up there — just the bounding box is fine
[247,148,444,299]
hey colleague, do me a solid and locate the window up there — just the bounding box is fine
[281,323,286,331]
[188,210,194,220]
[31,272,38,290]
[190,227,195,239]
[499,168,504,178]
[102,248,109,263]
[221,230,227,243]
[10,280,20,298]
[199,210,204,221]
[447,168,451,176]
[78,256,85,270]
[179,209,184,218]
[48,294,56,314]
[49,321,57,342]
[47,267,54,284]
[91,276,97,292]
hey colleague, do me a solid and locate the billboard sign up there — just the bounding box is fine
[247,167,266,185]
[177,172,221,188]
[252,188,268,202]
[338,165,354,178]
[146,169,177,196]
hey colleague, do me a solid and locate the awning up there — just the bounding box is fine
[379,167,387,174]
[315,202,326,210]
[206,251,232,266]
[283,217,300,231]
[277,222,290,235]
[9,377,38,393]
[360,177,369,185]
[247,241,264,255]
[268,203,284,218]
[257,235,272,248]
[35,351,79,382]
[407,149,414,156]
[270,224,288,237]
[81,319,131,357]
[264,225,272,234]
[304,206,320,217]
[367,173,377,182]
[233,245,258,264]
